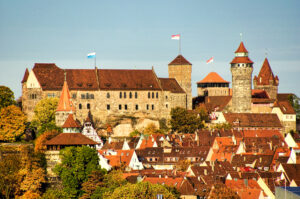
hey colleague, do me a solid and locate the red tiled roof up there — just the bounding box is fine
[230,56,253,64]
[273,100,295,114]
[223,113,282,128]
[226,179,260,189]
[203,96,232,112]
[45,133,98,145]
[169,55,192,65]
[242,130,283,138]
[254,58,278,86]
[235,42,249,53]
[98,150,134,167]
[62,114,81,128]
[197,72,229,84]
[277,93,294,101]
[56,81,76,112]
[159,78,185,93]
[21,68,29,83]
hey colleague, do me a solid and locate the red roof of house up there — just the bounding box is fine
[62,114,81,128]
[159,78,185,93]
[45,133,98,145]
[235,42,249,53]
[21,68,29,83]
[242,130,283,138]
[143,176,184,189]
[98,149,135,167]
[226,179,261,189]
[273,100,295,114]
[56,81,75,112]
[169,55,192,65]
[254,58,278,86]
[197,72,229,84]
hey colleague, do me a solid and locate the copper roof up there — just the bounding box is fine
[169,54,192,65]
[159,78,185,93]
[56,81,75,112]
[223,113,282,128]
[254,58,278,86]
[62,114,81,128]
[197,72,229,84]
[235,42,249,53]
[45,133,98,145]
[21,68,29,83]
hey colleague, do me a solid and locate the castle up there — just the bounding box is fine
[21,41,296,134]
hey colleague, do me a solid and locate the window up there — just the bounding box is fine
[135,104,139,110]
[86,93,90,99]
[72,94,76,99]
[79,104,82,109]
[81,94,85,99]
[30,94,37,99]
[152,104,154,110]
[87,103,90,109]
[90,94,94,99]
[156,92,158,98]
[107,104,110,110]
[166,95,168,100]
[135,92,138,98]
[129,92,132,98]
[119,92,122,98]
[47,93,55,98]
[119,104,122,110]
[125,104,128,110]
[147,104,149,110]
[152,92,154,98]
[166,104,168,108]
[124,92,126,98]
[148,92,150,98]
[107,92,110,98]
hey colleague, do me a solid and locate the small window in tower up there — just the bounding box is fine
[87,103,90,109]
[79,104,82,109]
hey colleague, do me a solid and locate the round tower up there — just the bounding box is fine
[168,55,192,110]
[230,42,253,113]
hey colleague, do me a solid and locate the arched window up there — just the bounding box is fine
[124,92,126,98]
[87,103,90,109]
[107,92,110,98]
[120,92,122,98]
[135,92,138,98]
[129,92,132,98]
[152,92,154,98]
[156,92,158,98]
[79,104,82,109]
[152,104,154,110]
[148,92,150,98]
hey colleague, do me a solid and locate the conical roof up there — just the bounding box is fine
[169,55,192,65]
[255,58,278,86]
[56,80,75,112]
[197,72,229,84]
[231,42,253,64]
[235,42,248,53]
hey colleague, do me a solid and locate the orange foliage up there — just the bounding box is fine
[34,130,60,152]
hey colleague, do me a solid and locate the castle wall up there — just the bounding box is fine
[254,84,278,100]
[251,103,272,113]
[197,87,230,96]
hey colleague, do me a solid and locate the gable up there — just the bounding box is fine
[26,70,41,89]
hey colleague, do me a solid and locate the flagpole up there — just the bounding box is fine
[95,55,96,68]
[179,34,181,54]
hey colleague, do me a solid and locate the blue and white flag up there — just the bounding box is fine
[87,52,96,59]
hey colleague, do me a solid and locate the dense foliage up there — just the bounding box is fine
[31,97,61,136]
[54,146,103,198]
[0,85,15,110]
[170,107,207,133]
[288,94,300,120]
[209,184,240,199]
[34,130,60,152]
[0,105,27,142]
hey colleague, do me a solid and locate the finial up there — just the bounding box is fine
[64,70,67,82]
[240,33,243,41]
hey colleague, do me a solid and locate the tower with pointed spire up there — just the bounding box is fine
[168,55,192,110]
[230,42,253,113]
[55,72,76,126]
[253,58,279,100]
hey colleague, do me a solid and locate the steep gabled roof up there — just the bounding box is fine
[159,78,185,93]
[45,133,98,145]
[254,58,278,86]
[62,114,81,128]
[235,42,249,53]
[21,68,29,83]
[57,81,75,112]
[197,72,229,84]
[169,55,192,65]
[273,100,296,114]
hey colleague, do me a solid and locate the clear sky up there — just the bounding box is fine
[0,0,299,99]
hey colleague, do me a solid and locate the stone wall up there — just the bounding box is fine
[45,150,60,177]
[231,65,253,113]
[197,87,230,96]
[254,83,278,100]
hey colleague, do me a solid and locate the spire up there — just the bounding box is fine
[56,74,75,112]
[231,42,253,64]
[255,58,278,86]
[235,42,248,53]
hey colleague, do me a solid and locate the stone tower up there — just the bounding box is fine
[253,58,279,100]
[168,55,192,110]
[230,42,253,113]
[55,73,75,126]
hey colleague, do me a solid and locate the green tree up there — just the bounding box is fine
[210,122,232,130]
[0,105,27,142]
[288,94,300,120]
[80,170,107,199]
[170,107,205,134]
[54,146,102,198]
[41,188,69,199]
[109,181,176,199]
[0,85,15,110]
[31,97,61,136]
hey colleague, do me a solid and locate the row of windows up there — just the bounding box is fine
[29,94,37,99]
[107,104,155,110]
[148,92,159,99]
[116,92,138,99]
[79,103,91,110]
[81,93,94,99]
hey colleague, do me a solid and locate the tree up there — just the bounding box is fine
[31,97,60,136]
[34,130,60,152]
[0,105,27,142]
[0,85,15,110]
[208,184,240,199]
[143,123,159,135]
[210,122,232,130]
[80,170,107,199]
[175,159,191,171]
[288,94,300,120]
[40,188,69,199]
[54,146,102,198]
[170,107,205,134]
[109,182,177,199]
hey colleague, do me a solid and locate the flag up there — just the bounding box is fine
[171,34,180,40]
[206,57,214,64]
[87,52,96,59]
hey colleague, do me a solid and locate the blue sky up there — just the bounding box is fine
[0,0,299,99]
